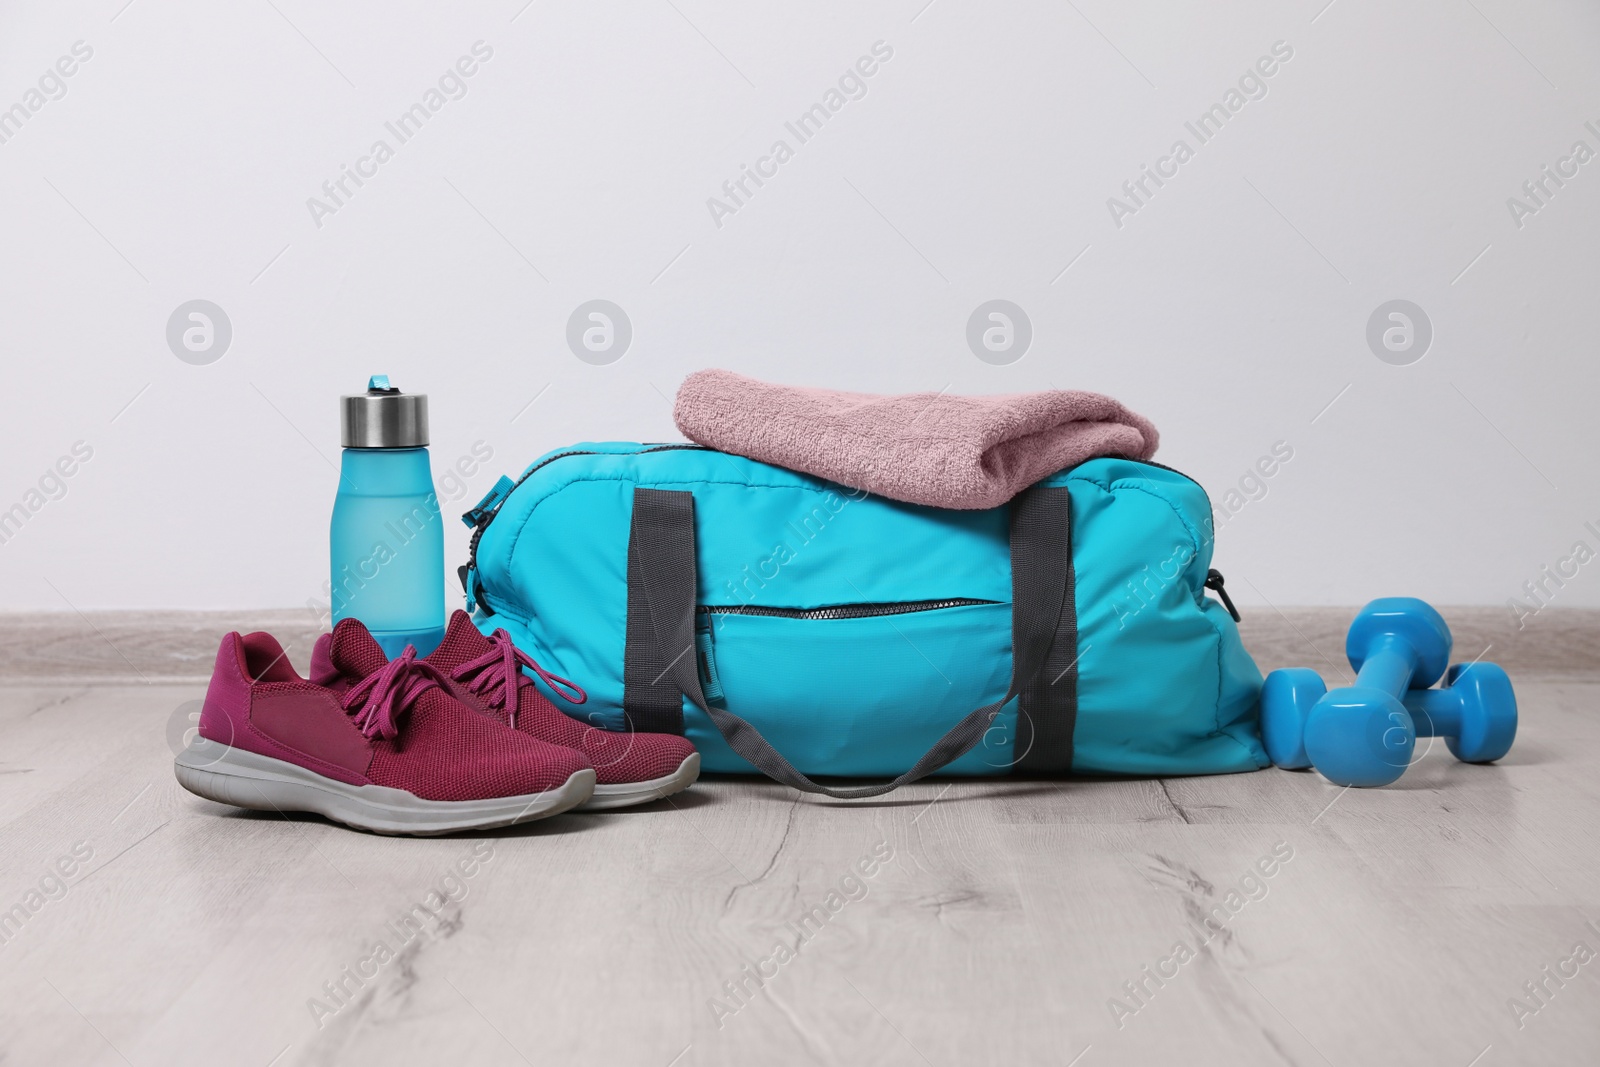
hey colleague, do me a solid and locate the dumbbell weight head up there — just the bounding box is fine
[1433,662,1518,764]
[1303,686,1416,788]
[1260,669,1325,769]
[1345,597,1453,689]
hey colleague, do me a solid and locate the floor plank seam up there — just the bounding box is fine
[1156,779,1194,824]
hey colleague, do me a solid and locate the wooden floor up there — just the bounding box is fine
[1,609,1596,1066]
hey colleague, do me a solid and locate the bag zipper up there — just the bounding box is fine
[1117,456,1241,621]
[461,443,706,611]
[1204,569,1240,622]
[1130,458,1213,516]
[468,443,705,536]
[698,597,997,621]
[465,449,1239,620]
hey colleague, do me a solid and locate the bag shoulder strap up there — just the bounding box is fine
[627,484,1073,799]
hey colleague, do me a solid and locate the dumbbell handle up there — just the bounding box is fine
[1354,634,1422,694]
[1403,686,1462,738]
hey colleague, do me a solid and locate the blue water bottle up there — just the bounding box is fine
[331,375,445,658]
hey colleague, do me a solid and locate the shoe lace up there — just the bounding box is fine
[341,646,450,741]
[450,629,586,728]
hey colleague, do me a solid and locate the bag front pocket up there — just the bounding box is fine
[689,599,1016,777]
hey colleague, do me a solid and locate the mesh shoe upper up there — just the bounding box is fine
[427,611,697,785]
[325,619,589,801]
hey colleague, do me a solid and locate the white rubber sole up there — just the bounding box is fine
[174,737,595,836]
[579,752,700,811]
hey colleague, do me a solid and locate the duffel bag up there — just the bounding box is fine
[458,443,1268,797]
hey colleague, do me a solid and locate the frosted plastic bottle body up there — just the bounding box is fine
[330,447,446,658]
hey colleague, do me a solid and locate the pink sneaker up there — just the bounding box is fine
[427,612,700,810]
[174,619,594,835]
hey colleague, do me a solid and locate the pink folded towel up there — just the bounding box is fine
[673,370,1160,510]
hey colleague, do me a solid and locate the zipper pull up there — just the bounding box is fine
[463,475,515,529]
[1205,569,1241,622]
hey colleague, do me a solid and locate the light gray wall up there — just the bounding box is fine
[1,0,1596,619]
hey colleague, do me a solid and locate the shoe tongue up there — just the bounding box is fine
[425,610,493,674]
[328,618,389,680]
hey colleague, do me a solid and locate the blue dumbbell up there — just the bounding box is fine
[1264,598,1453,787]
[1263,662,1517,777]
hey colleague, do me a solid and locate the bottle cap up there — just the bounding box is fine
[340,375,429,448]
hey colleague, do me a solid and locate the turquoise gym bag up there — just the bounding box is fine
[459,443,1268,797]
